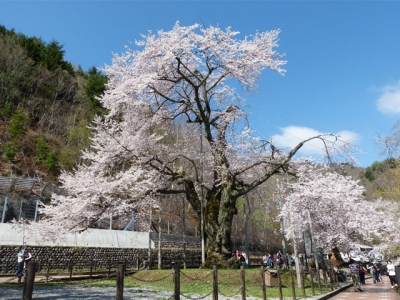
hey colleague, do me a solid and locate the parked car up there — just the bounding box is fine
[340,252,350,263]
[349,251,362,262]
[360,253,370,263]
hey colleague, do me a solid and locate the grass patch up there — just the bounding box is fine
[82,268,337,299]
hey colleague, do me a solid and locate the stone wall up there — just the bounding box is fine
[0,234,202,274]
[150,233,201,249]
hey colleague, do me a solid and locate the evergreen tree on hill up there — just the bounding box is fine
[0,25,106,179]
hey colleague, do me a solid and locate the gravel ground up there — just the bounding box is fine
[0,285,266,300]
[0,286,173,300]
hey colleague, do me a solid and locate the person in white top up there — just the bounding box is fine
[386,260,397,288]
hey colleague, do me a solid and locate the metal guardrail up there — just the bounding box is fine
[0,176,67,224]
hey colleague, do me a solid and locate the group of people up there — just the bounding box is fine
[349,259,398,290]
[16,246,32,278]
[234,250,248,266]
[261,251,303,269]
[367,262,384,284]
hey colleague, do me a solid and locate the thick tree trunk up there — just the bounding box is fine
[204,187,238,262]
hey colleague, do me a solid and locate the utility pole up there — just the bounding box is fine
[148,204,152,269]
[183,195,187,269]
[200,123,205,265]
[244,201,250,268]
[158,197,162,269]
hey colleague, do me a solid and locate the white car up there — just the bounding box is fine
[340,252,350,263]
[350,251,362,261]
[360,254,370,263]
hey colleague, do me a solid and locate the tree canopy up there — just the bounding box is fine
[0,25,107,177]
[34,22,352,263]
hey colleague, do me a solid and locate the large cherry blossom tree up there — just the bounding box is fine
[279,162,389,252]
[36,23,352,262]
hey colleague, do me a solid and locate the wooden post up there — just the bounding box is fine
[240,265,246,300]
[174,263,180,300]
[213,264,218,300]
[116,263,125,300]
[329,269,334,291]
[335,273,340,288]
[335,271,339,288]
[158,199,162,270]
[310,268,315,296]
[260,266,267,300]
[69,259,73,282]
[300,268,306,298]
[290,266,296,300]
[323,269,328,292]
[90,258,93,279]
[22,262,37,300]
[108,260,111,278]
[316,266,322,294]
[277,267,283,300]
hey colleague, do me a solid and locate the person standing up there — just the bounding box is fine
[268,253,274,268]
[16,246,26,277]
[21,249,32,283]
[368,263,380,283]
[358,264,366,285]
[387,260,398,288]
[24,249,32,268]
[235,250,240,260]
[375,263,384,283]
[240,251,247,267]
[299,253,304,266]
[290,253,295,267]
[349,259,362,291]
[277,251,284,269]
[262,254,268,267]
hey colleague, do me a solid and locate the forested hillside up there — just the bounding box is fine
[0,25,107,182]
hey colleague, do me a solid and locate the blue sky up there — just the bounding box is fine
[1,1,400,167]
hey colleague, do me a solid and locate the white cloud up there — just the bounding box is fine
[376,80,400,114]
[271,126,358,156]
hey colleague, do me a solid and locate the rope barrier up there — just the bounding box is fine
[218,287,242,298]
[42,272,118,284]
[217,270,238,279]
[180,290,213,299]
[180,270,213,281]
[131,271,173,283]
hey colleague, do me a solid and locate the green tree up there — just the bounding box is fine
[44,150,58,170]
[35,137,50,162]
[0,34,33,110]
[3,138,19,162]
[84,67,107,109]
[8,109,28,136]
